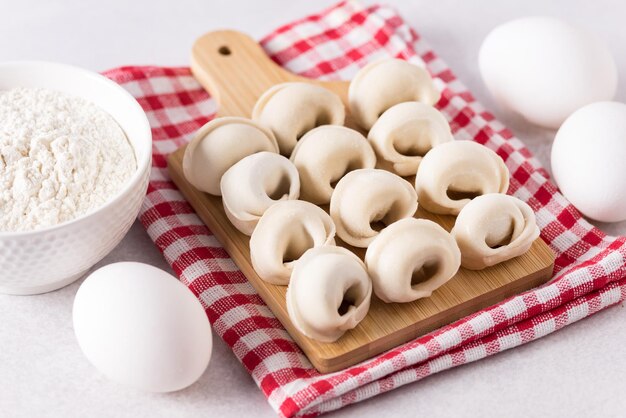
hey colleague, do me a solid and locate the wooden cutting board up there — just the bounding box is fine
[167,30,555,373]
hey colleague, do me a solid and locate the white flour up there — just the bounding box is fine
[0,88,136,232]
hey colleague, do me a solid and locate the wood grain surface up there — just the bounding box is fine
[167,30,555,373]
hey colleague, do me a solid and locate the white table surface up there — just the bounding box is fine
[1,1,625,417]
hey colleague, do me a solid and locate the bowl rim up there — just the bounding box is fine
[0,60,152,237]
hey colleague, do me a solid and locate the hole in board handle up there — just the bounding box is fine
[218,46,231,56]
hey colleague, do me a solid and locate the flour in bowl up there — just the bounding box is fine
[0,88,136,232]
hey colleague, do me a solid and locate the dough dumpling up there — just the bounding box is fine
[330,169,418,248]
[286,246,372,342]
[415,141,509,215]
[221,152,299,235]
[183,117,278,195]
[451,194,540,270]
[368,102,453,176]
[250,200,336,285]
[349,59,440,131]
[290,125,376,204]
[365,218,461,303]
[252,82,345,156]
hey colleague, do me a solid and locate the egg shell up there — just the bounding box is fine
[479,17,617,129]
[73,262,212,392]
[551,101,626,223]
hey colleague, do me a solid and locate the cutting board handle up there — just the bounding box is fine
[191,30,300,116]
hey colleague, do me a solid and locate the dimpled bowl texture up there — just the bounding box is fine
[0,62,152,295]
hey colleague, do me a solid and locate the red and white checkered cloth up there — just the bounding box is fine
[103,1,626,416]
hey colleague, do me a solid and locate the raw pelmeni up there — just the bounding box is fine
[286,246,372,342]
[250,200,336,285]
[451,194,540,270]
[415,141,509,215]
[182,117,278,196]
[368,102,453,176]
[365,218,461,303]
[252,82,345,156]
[220,152,299,235]
[349,59,440,130]
[330,168,418,248]
[290,125,376,204]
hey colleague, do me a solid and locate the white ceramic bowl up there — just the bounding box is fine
[0,62,152,295]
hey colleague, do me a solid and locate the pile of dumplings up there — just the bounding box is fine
[183,59,540,343]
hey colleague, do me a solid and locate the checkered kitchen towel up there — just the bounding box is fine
[104,1,626,416]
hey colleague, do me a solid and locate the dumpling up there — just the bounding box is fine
[349,58,440,131]
[286,246,372,342]
[368,102,453,176]
[290,125,376,204]
[365,218,461,303]
[182,117,278,195]
[220,152,300,235]
[330,168,418,248]
[250,200,336,285]
[451,194,540,270]
[252,82,345,156]
[415,141,509,215]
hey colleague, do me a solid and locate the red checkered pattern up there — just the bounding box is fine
[103,2,626,416]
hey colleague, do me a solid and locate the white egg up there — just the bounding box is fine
[73,262,212,392]
[479,17,617,129]
[552,102,626,223]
